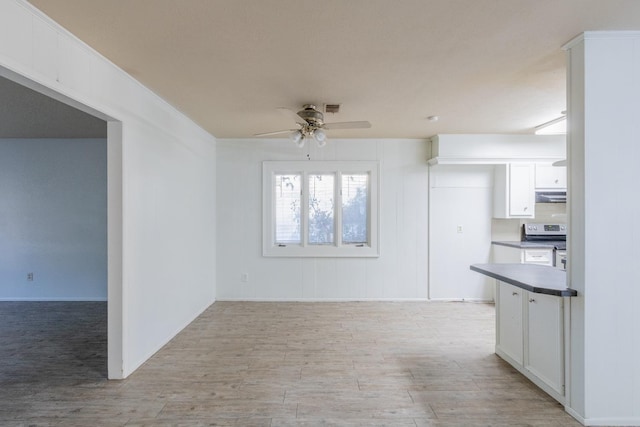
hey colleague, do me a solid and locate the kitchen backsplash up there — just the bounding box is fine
[534,202,567,223]
[492,203,567,241]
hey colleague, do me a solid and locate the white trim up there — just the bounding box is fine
[263,161,380,257]
[563,31,640,51]
[427,298,494,303]
[216,298,433,302]
[580,416,640,427]
[564,407,586,425]
[0,297,108,301]
[428,157,564,166]
[107,121,124,380]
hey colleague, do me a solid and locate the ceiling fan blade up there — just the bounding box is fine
[323,121,372,130]
[277,107,308,126]
[254,129,296,137]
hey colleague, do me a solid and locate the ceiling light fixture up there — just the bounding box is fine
[289,128,328,148]
[534,115,566,135]
[289,130,305,147]
[314,129,327,147]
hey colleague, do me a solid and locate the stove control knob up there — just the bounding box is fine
[561,225,566,230]
[527,226,532,230]
[533,226,538,231]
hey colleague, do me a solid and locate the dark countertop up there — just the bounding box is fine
[492,241,558,249]
[470,263,577,297]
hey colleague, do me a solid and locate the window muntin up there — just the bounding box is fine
[274,174,301,244]
[263,161,379,257]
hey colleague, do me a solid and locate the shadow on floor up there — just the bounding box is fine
[0,301,107,385]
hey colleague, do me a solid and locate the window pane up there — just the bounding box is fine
[342,173,368,244]
[308,174,335,244]
[274,174,301,244]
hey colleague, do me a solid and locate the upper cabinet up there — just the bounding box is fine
[535,165,567,189]
[494,164,535,218]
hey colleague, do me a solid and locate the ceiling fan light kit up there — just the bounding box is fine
[255,104,371,148]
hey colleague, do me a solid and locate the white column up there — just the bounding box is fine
[564,32,640,426]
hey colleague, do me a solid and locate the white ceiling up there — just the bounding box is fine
[27,0,640,139]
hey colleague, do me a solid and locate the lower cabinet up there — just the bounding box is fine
[497,283,523,364]
[496,281,565,403]
[525,292,564,397]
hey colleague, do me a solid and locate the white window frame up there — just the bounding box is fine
[263,161,380,257]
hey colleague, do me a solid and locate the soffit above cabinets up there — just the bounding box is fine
[428,134,566,166]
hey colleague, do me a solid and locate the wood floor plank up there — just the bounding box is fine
[0,301,582,426]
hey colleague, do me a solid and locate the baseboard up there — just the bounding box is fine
[216,298,434,302]
[576,414,640,426]
[0,297,108,301]
[428,298,495,303]
[216,298,496,303]
[564,407,586,425]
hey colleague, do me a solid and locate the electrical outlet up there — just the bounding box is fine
[27,272,34,281]
[457,225,464,233]
[240,273,249,283]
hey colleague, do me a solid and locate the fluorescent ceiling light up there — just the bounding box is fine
[534,116,566,135]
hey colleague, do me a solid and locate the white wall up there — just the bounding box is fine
[428,165,494,300]
[565,32,640,426]
[0,138,107,300]
[0,0,217,378]
[216,138,429,300]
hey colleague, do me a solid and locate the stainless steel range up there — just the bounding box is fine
[522,223,567,269]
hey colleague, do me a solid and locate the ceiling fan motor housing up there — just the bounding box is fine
[298,104,324,126]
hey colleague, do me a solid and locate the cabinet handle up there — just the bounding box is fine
[524,207,528,211]
[554,179,559,183]
[512,292,519,296]
[529,298,536,303]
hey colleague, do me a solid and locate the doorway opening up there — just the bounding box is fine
[0,68,122,380]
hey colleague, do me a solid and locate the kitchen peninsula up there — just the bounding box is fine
[471,263,577,405]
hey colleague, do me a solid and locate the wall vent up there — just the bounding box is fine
[324,104,341,114]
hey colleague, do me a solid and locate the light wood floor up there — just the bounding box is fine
[0,301,582,426]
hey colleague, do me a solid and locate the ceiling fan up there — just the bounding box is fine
[254,104,371,147]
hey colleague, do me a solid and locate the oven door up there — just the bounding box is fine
[523,249,554,266]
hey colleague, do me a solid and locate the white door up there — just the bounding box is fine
[429,166,493,300]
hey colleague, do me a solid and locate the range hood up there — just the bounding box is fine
[535,190,567,203]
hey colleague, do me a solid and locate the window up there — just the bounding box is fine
[263,161,379,257]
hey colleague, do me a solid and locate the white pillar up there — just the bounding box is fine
[564,32,640,426]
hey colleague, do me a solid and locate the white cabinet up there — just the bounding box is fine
[525,292,564,396]
[493,164,535,218]
[495,281,565,404]
[497,283,523,364]
[535,164,567,189]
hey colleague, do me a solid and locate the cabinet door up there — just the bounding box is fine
[497,282,523,365]
[493,164,535,219]
[509,164,535,216]
[525,293,564,395]
[535,165,567,189]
